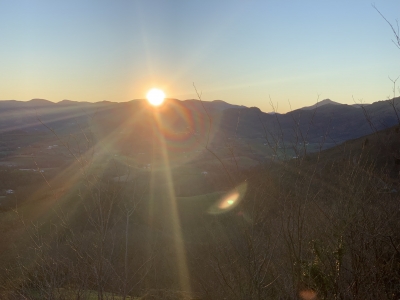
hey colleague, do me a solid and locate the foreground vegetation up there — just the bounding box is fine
[0,100,399,299]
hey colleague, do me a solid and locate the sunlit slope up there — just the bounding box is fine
[314,124,400,181]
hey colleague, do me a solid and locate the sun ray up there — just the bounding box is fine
[151,108,192,293]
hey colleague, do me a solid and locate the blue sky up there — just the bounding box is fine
[0,0,399,112]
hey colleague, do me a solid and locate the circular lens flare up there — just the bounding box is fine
[147,88,165,106]
[218,192,239,209]
[208,182,247,215]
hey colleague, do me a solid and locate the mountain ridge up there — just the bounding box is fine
[0,97,381,113]
[1,97,399,152]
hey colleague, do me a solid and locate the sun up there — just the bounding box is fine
[146,88,165,106]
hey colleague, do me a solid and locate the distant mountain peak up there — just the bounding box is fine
[301,99,342,110]
[319,98,338,104]
[29,98,52,103]
[27,98,54,106]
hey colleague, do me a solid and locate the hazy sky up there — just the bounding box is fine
[0,1,399,112]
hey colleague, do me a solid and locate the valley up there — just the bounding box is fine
[0,96,399,299]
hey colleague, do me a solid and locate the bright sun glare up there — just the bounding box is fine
[146,88,165,106]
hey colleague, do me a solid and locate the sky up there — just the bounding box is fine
[0,1,399,113]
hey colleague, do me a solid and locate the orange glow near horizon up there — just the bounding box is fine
[146,88,165,106]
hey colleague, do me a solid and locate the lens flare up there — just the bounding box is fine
[219,193,239,209]
[299,289,317,300]
[153,100,207,155]
[208,182,247,214]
